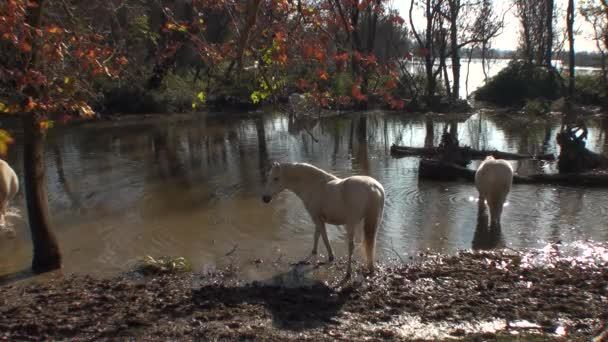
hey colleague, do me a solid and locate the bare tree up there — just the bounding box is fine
[567,0,575,96]
[545,0,555,67]
[580,0,607,85]
[410,0,444,100]
[441,0,506,99]
[514,0,555,66]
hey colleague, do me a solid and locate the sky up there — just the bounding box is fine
[393,0,600,53]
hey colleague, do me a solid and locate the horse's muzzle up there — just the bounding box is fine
[262,195,272,203]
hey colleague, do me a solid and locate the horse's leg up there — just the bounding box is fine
[311,225,321,255]
[0,198,6,227]
[318,222,334,262]
[344,224,356,279]
[478,193,486,209]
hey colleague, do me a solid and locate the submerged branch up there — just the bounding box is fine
[390,144,556,161]
[418,159,608,187]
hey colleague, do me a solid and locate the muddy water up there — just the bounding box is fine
[1,111,608,276]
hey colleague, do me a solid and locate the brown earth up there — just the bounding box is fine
[1,248,607,341]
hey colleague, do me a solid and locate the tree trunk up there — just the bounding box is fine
[23,113,62,273]
[425,0,436,99]
[544,0,554,67]
[567,0,575,96]
[449,1,460,99]
[22,0,62,273]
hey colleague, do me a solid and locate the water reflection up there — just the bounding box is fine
[0,111,607,275]
[471,203,504,250]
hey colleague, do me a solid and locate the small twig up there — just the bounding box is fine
[303,126,319,143]
[225,244,238,256]
[503,246,522,255]
[390,239,405,263]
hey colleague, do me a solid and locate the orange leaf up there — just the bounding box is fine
[47,25,63,34]
[317,69,329,81]
[24,98,36,112]
[296,78,310,90]
[277,53,288,64]
[20,41,32,53]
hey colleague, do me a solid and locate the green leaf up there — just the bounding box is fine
[197,91,206,103]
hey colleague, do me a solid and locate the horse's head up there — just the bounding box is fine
[262,161,285,203]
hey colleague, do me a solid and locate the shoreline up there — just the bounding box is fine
[1,247,606,341]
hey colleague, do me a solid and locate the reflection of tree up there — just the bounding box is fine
[472,204,504,250]
[416,182,450,251]
[550,187,584,241]
[602,117,608,153]
[424,117,434,148]
[51,143,82,211]
[255,117,268,180]
[353,116,370,174]
[152,128,187,183]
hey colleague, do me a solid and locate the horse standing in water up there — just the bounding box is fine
[0,159,19,227]
[475,156,513,227]
[262,162,385,278]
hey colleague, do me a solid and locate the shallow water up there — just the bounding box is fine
[1,110,608,276]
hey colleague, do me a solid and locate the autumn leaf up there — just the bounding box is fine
[296,78,309,90]
[20,41,32,53]
[0,129,14,156]
[75,103,95,117]
[351,86,368,102]
[24,97,36,112]
[39,120,54,131]
[277,53,288,64]
[0,102,6,113]
[317,69,329,81]
[389,15,405,25]
[47,25,63,34]
[116,56,128,65]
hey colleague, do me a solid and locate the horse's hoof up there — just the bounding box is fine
[311,250,317,255]
[328,256,335,263]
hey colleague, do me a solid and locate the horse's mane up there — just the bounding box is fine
[280,162,338,182]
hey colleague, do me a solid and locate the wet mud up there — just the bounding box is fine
[1,246,607,341]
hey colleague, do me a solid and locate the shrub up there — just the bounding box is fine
[573,73,608,106]
[474,60,564,107]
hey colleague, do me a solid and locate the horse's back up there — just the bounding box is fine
[0,159,18,200]
[475,157,513,195]
[340,175,384,209]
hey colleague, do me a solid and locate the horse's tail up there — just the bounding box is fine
[363,185,384,273]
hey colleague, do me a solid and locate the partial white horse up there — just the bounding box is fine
[474,156,513,227]
[262,162,384,278]
[0,159,19,227]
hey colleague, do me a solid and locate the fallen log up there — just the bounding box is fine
[391,144,555,161]
[418,159,608,187]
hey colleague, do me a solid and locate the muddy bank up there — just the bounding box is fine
[1,246,607,341]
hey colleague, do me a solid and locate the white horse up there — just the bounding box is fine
[474,156,513,227]
[262,162,384,278]
[0,159,19,227]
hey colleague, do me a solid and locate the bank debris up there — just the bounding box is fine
[0,245,607,341]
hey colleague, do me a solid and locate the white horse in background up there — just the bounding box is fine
[475,156,513,227]
[262,162,385,278]
[0,159,19,228]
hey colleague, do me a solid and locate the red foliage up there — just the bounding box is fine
[0,0,128,129]
[351,85,368,102]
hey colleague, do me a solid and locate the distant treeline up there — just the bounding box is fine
[462,48,604,68]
